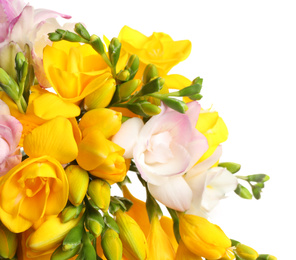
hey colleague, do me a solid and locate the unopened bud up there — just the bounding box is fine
[0,222,18,259]
[101,229,123,260]
[142,64,159,84]
[61,203,84,223]
[90,35,105,55]
[48,32,63,41]
[189,93,203,100]
[117,70,130,82]
[15,52,26,72]
[118,79,141,99]
[219,248,235,260]
[140,77,164,95]
[162,97,188,114]
[191,76,203,85]
[86,209,104,237]
[74,23,90,41]
[141,103,161,116]
[51,244,81,260]
[218,162,241,174]
[65,165,89,206]
[234,184,252,199]
[88,179,111,212]
[235,244,259,260]
[256,254,277,260]
[55,29,87,42]
[62,221,84,251]
[109,37,121,67]
[125,54,139,79]
[0,68,19,101]
[179,84,202,96]
[247,174,270,182]
[252,183,264,200]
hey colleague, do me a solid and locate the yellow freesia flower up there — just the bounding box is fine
[118,26,191,77]
[115,210,148,260]
[159,216,178,252]
[196,109,228,163]
[147,215,176,260]
[0,86,80,146]
[43,40,111,104]
[175,239,203,260]
[76,108,127,183]
[0,156,68,233]
[179,213,231,259]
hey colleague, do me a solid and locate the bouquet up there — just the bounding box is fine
[0,0,276,259]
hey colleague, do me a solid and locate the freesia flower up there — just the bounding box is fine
[118,26,191,77]
[43,41,112,104]
[0,156,69,233]
[179,213,231,259]
[0,99,22,176]
[113,101,208,211]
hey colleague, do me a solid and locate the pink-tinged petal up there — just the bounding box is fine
[0,115,23,149]
[33,9,71,25]
[148,176,193,212]
[0,100,10,115]
[185,145,222,179]
[185,101,201,128]
[0,137,10,163]
[0,151,21,176]
[112,117,144,159]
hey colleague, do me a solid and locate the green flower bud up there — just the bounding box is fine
[141,103,161,116]
[88,179,111,212]
[118,79,141,99]
[74,23,90,41]
[252,183,264,200]
[48,32,63,41]
[235,244,259,260]
[234,184,252,199]
[61,203,84,223]
[191,76,203,85]
[162,97,188,114]
[189,93,203,100]
[109,37,121,67]
[125,54,139,79]
[142,64,159,84]
[76,232,97,260]
[0,68,19,101]
[101,229,123,260]
[90,34,105,55]
[62,221,84,251]
[86,209,105,237]
[140,77,164,95]
[218,162,241,174]
[51,244,81,260]
[0,222,18,259]
[55,29,87,42]
[179,84,202,96]
[256,254,277,260]
[230,239,241,247]
[247,174,270,182]
[15,52,26,72]
[117,70,130,82]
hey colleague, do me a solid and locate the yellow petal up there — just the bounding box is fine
[160,216,178,252]
[23,117,78,164]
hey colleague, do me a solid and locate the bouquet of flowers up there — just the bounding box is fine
[0,0,276,259]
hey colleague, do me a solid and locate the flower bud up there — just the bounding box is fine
[118,79,141,99]
[256,254,277,260]
[62,221,84,251]
[115,210,148,260]
[117,70,130,82]
[125,54,139,79]
[140,77,164,95]
[75,23,91,41]
[141,102,161,116]
[218,162,241,174]
[86,209,105,237]
[101,229,123,260]
[61,203,84,223]
[90,35,105,55]
[178,84,202,96]
[179,213,231,259]
[247,174,270,182]
[0,68,19,101]
[65,165,89,206]
[162,97,188,113]
[84,78,116,110]
[109,37,122,67]
[234,184,252,199]
[51,244,81,260]
[0,222,18,259]
[88,179,111,212]
[219,248,236,260]
[55,29,87,42]
[175,239,202,260]
[48,32,63,41]
[235,244,259,260]
[142,64,158,84]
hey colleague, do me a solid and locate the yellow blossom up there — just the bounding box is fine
[115,210,148,260]
[179,213,231,259]
[118,26,191,77]
[0,156,68,233]
[147,216,176,260]
[175,239,203,260]
[43,40,111,104]
[88,179,111,212]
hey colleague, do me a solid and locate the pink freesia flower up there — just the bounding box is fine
[0,0,71,87]
[113,102,209,211]
[0,100,23,176]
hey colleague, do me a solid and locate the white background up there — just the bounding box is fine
[30,0,296,258]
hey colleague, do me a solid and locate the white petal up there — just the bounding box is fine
[148,176,192,211]
[112,117,144,158]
